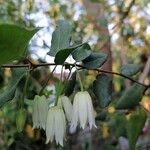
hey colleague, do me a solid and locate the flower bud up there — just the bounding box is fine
[16,108,27,132]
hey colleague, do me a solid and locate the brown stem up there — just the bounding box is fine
[1,62,149,89]
[75,64,148,88]
[139,56,150,83]
[1,64,30,68]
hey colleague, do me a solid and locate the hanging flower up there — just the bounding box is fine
[46,106,66,146]
[57,95,73,122]
[70,91,96,130]
[32,95,48,130]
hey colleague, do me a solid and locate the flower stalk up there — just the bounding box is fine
[54,65,64,106]
[39,65,57,96]
[20,70,31,108]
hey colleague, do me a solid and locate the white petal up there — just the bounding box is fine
[70,94,79,130]
[59,110,66,146]
[46,108,55,144]
[86,93,97,129]
[54,108,66,146]
[32,96,39,129]
[61,96,73,122]
[57,97,63,108]
[32,95,49,130]
[69,124,77,134]
[54,109,61,145]
[70,91,97,130]
[77,92,88,129]
[38,95,48,130]
[59,140,64,147]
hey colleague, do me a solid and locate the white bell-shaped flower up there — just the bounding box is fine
[46,106,66,146]
[57,95,73,122]
[32,95,48,130]
[70,91,96,130]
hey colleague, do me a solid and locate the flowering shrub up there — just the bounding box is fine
[0,20,149,149]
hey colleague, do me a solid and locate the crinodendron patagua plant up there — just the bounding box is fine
[0,20,149,149]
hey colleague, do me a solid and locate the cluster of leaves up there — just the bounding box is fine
[0,20,149,150]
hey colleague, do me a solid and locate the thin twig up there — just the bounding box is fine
[66,66,74,81]
[54,65,64,106]
[21,70,31,107]
[39,65,57,95]
[1,64,30,68]
[74,64,149,88]
[75,64,84,91]
[60,65,64,81]
[1,62,149,89]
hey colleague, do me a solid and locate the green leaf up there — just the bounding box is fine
[54,43,85,65]
[121,64,140,76]
[0,24,39,64]
[127,109,147,150]
[0,68,4,88]
[116,83,145,109]
[72,43,92,62]
[82,52,107,69]
[96,111,108,121]
[48,20,72,56]
[0,68,27,107]
[55,81,64,98]
[65,72,76,96]
[107,145,117,150]
[109,113,127,138]
[93,74,112,108]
